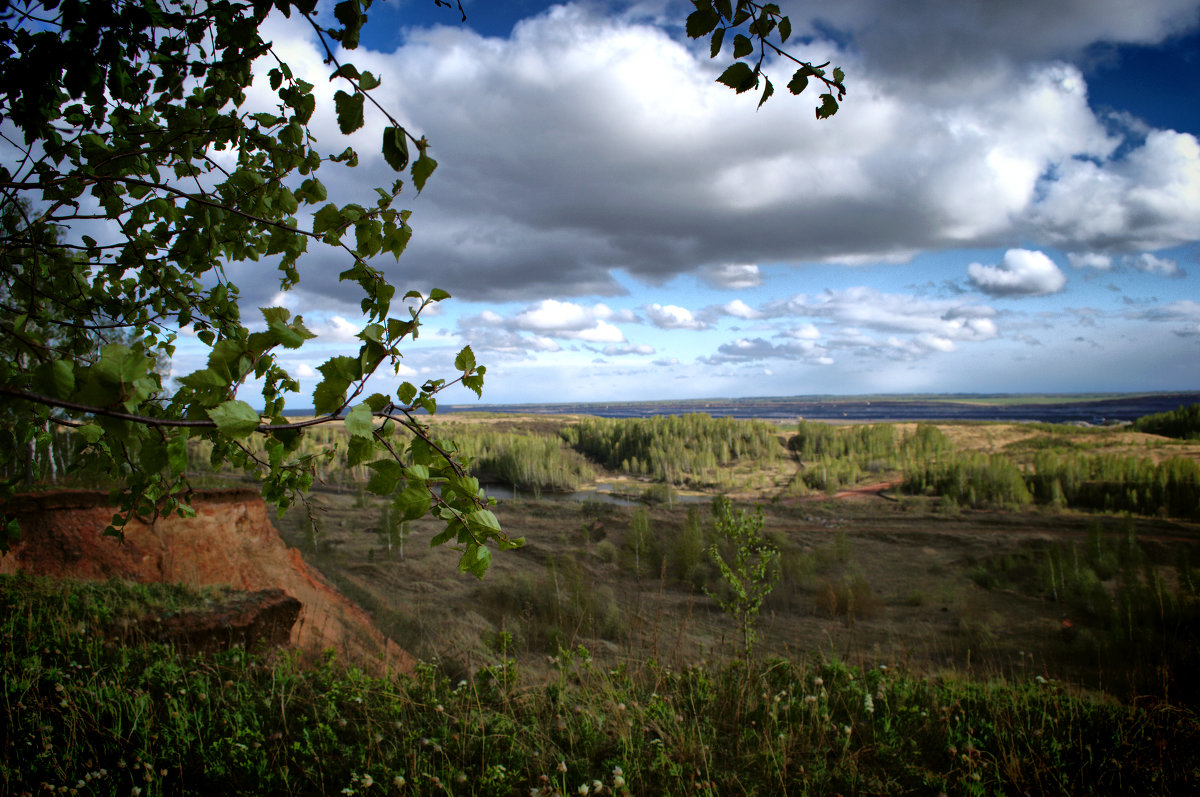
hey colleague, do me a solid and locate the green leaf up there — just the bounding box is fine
[816,93,839,119]
[462,371,485,399]
[206,400,261,439]
[33,360,74,398]
[833,66,846,85]
[467,508,502,536]
[77,424,104,444]
[757,76,774,109]
[778,16,792,43]
[429,288,451,302]
[344,403,375,437]
[716,62,756,93]
[358,70,381,90]
[787,69,809,95]
[382,126,410,172]
[412,152,437,193]
[457,542,492,579]
[732,34,753,59]
[686,8,720,39]
[168,434,188,474]
[395,483,431,521]
[365,392,390,412]
[396,382,417,405]
[709,27,725,58]
[454,345,476,372]
[366,459,405,495]
[334,90,365,134]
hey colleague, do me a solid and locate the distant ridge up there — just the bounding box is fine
[281,392,1200,424]
[434,392,1200,424]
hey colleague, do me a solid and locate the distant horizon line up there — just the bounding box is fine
[274,389,1200,416]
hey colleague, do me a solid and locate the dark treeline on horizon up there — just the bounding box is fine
[319,392,1200,423]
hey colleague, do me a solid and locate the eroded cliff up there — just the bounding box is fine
[0,489,413,673]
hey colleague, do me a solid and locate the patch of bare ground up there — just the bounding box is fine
[275,487,1200,700]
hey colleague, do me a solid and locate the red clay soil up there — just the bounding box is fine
[1,489,413,674]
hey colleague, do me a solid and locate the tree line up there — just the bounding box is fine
[560,414,783,487]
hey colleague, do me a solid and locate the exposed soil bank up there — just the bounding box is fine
[1,489,412,673]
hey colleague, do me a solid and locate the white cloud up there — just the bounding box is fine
[770,287,999,341]
[1030,130,1200,253]
[700,263,762,289]
[782,323,821,340]
[720,299,762,320]
[311,315,361,343]
[464,299,629,342]
[645,303,708,330]
[603,343,655,356]
[222,0,1181,312]
[967,249,1068,297]
[1131,253,1182,276]
[1068,252,1114,270]
[576,320,626,343]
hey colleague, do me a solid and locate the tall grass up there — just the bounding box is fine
[3,573,1197,796]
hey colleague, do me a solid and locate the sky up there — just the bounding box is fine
[208,0,1200,406]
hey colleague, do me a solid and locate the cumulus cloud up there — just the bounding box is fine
[1138,299,1200,320]
[644,303,708,330]
[309,315,361,343]
[967,249,1068,296]
[216,0,1200,313]
[1029,130,1200,253]
[782,323,822,340]
[1131,253,1183,276]
[457,299,629,354]
[702,337,833,365]
[1068,252,1114,270]
[602,343,655,356]
[719,299,762,319]
[705,287,1004,366]
[769,287,1000,341]
[699,263,763,289]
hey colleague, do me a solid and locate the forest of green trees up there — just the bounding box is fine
[7,408,1200,520]
[1132,403,1200,439]
[561,414,782,487]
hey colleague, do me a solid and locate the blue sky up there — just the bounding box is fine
[212,0,1200,406]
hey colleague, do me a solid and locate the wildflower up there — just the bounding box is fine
[616,703,626,711]
[577,785,589,795]
[361,774,373,788]
[843,725,852,735]
[804,695,817,704]
[393,776,405,789]
[592,780,603,793]
[557,762,568,774]
[613,774,625,789]
[863,693,874,714]
[612,766,623,777]
[814,677,824,687]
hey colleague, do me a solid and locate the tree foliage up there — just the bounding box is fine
[705,495,778,659]
[0,0,515,574]
[0,0,846,573]
[1131,403,1200,440]
[687,0,847,115]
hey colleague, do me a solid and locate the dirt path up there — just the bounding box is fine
[786,480,903,503]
